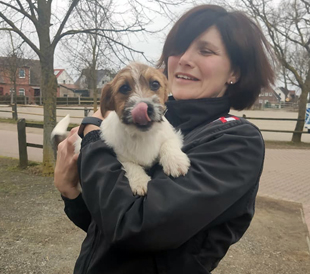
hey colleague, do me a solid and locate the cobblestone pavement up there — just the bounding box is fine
[259,149,310,233]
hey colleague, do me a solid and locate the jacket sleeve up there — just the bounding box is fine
[78,122,264,252]
[62,194,92,233]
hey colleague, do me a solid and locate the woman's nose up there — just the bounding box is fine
[178,49,195,68]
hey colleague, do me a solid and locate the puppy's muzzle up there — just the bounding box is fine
[122,96,165,131]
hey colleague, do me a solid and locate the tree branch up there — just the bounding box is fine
[0,1,37,24]
[0,11,40,56]
[52,0,80,48]
[26,0,38,19]
[56,26,146,42]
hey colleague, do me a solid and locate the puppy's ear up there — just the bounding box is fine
[161,74,169,102]
[100,83,115,117]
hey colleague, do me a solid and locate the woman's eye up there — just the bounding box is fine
[200,50,212,55]
[150,80,160,91]
[119,84,131,94]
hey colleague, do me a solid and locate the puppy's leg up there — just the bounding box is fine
[121,162,151,196]
[159,130,190,178]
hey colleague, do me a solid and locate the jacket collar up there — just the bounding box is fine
[165,96,231,135]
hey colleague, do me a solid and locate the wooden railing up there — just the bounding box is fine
[15,114,309,167]
[242,114,309,134]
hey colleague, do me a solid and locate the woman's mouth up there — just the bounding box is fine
[175,74,199,81]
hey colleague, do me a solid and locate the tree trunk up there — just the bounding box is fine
[291,84,309,143]
[13,81,18,120]
[41,55,57,175]
[37,0,57,175]
[92,67,97,112]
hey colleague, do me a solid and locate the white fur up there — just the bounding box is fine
[98,112,190,195]
[56,111,190,196]
[51,114,70,137]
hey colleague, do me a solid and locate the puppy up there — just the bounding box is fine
[52,62,190,196]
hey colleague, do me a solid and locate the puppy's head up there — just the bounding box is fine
[100,62,169,131]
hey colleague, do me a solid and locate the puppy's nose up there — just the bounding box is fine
[147,104,154,117]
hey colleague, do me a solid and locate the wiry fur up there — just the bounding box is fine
[52,62,190,196]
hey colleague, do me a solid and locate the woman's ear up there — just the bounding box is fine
[229,68,240,84]
[100,84,115,118]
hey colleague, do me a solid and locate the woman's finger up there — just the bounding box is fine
[68,126,79,137]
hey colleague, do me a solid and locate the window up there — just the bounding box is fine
[0,87,3,95]
[19,69,25,78]
[259,99,263,104]
[63,80,66,84]
[265,92,268,96]
[269,93,273,96]
[19,88,25,96]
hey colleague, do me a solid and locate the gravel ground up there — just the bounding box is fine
[0,157,309,274]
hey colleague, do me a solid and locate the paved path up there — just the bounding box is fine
[259,149,310,234]
[0,122,309,234]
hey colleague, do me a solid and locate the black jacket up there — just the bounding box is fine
[63,96,265,274]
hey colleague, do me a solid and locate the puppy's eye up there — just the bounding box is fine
[119,84,131,94]
[150,80,160,91]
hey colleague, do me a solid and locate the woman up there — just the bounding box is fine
[55,5,275,274]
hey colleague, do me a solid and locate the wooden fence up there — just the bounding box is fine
[242,115,309,133]
[16,114,309,168]
[0,106,91,120]
[0,95,100,106]
[16,107,89,167]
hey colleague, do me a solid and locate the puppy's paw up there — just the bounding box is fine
[128,174,150,196]
[160,151,190,178]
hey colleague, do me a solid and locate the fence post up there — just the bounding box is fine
[84,107,90,117]
[78,96,80,105]
[17,119,28,168]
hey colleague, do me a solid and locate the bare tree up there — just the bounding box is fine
[0,0,192,174]
[0,32,25,120]
[236,0,310,143]
[61,0,113,112]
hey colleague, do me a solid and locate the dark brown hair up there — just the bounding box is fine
[157,5,275,110]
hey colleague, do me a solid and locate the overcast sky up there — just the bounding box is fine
[53,0,201,79]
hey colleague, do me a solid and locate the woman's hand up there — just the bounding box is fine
[54,127,81,199]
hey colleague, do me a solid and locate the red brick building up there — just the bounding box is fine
[0,57,41,102]
[254,87,281,108]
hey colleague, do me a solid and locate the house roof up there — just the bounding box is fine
[288,90,296,95]
[59,84,79,91]
[278,87,296,97]
[75,68,115,88]
[0,56,41,85]
[54,69,65,78]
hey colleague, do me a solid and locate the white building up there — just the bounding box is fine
[54,69,74,85]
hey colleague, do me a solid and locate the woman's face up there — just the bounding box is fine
[167,26,238,100]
